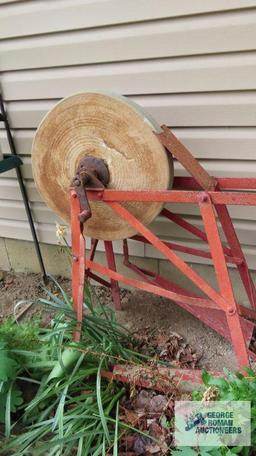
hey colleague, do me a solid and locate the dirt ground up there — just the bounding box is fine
[0,270,237,371]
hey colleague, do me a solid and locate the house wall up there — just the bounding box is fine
[0,0,256,271]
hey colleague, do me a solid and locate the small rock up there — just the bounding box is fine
[150,394,168,413]
[135,390,152,410]
[133,436,151,455]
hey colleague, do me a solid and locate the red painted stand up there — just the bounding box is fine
[71,125,256,384]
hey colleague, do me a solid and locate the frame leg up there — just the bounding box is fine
[216,203,256,309]
[71,191,85,341]
[89,238,98,261]
[199,194,250,368]
[104,241,122,310]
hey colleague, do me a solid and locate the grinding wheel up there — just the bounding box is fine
[32,92,173,240]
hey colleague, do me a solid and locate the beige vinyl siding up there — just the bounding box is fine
[1,0,256,39]
[2,10,256,71]
[0,0,256,268]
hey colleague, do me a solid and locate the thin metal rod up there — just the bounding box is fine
[0,94,47,282]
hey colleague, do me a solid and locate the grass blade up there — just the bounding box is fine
[76,436,84,456]
[96,358,110,445]
[52,384,68,433]
[47,275,72,309]
[102,436,105,456]
[113,401,119,456]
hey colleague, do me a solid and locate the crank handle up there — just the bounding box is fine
[78,207,92,223]
[72,178,92,224]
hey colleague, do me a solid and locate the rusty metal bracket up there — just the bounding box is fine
[155,125,217,191]
[71,156,109,225]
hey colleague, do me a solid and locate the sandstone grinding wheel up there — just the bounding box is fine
[32,92,173,240]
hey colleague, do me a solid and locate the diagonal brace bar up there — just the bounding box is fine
[161,208,232,257]
[108,201,231,312]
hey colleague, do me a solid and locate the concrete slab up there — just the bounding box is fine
[4,238,71,277]
[2,238,158,286]
[0,238,10,271]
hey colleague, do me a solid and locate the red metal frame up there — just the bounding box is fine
[71,126,256,383]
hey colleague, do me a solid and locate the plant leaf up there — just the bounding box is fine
[5,381,13,438]
[201,369,212,386]
[0,349,18,382]
[174,448,198,455]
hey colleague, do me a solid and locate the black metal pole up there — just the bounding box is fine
[0,94,48,283]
